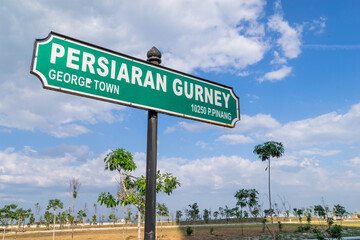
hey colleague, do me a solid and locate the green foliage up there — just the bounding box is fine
[277,221,282,232]
[108,213,116,224]
[157,203,169,216]
[262,218,267,233]
[104,148,136,172]
[326,224,342,239]
[98,148,180,215]
[333,204,346,218]
[313,227,326,240]
[203,209,211,224]
[293,208,304,224]
[44,211,53,229]
[210,227,214,235]
[186,226,194,236]
[234,188,259,218]
[253,141,284,162]
[175,210,183,223]
[77,210,86,223]
[92,214,97,225]
[47,199,63,212]
[314,205,326,219]
[98,192,119,208]
[187,203,200,222]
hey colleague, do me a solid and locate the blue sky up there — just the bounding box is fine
[0,0,360,219]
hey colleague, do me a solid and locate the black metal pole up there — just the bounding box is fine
[144,47,161,240]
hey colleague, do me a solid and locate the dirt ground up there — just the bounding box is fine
[1,224,300,240]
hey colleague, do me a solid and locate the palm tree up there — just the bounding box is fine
[47,199,63,240]
[253,141,284,239]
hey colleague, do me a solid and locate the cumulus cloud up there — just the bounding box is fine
[259,65,292,82]
[216,134,254,144]
[265,102,360,147]
[267,10,302,59]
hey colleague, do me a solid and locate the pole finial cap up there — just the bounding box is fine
[147,46,161,64]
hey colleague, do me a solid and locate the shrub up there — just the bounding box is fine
[210,227,214,235]
[327,224,342,239]
[186,226,193,236]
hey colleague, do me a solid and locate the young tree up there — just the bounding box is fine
[98,148,180,240]
[47,199,63,240]
[203,209,211,224]
[235,189,260,236]
[175,210,183,224]
[34,203,41,225]
[0,205,17,240]
[43,211,53,229]
[69,177,81,240]
[253,141,284,240]
[333,204,346,225]
[77,210,86,224]
[187,203,200,222]
[157,203,169,237]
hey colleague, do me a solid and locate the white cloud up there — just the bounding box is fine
[297,148,341,157]
[267,14,302,59]
[348,157,360,166]
[234,114,281,132]
[165,121,218,133]
[259,65,292,82]
[216,134,254,144]
[0,147,115,188]
[265,102,360,147]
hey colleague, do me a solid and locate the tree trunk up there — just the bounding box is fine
[268,158,275,240]
[137,211,141,240]
[160,215,163,238]
[123,205,125,240]
[2,226,5,240]
[53,210,56,240]
[72,197,74,240]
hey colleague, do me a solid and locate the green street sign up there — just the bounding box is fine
[31,32,240,127]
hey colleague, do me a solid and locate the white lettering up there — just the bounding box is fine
[111,60,116,79]
[131,66,143,86]
[156,73,167,92]
[49,69,56,80]
[66,47,80,70]
[97,57,109,77]
[204,88,213,105]
[222,92,230,108]
[195,85,204,102]
[214,90,222,107]
[50,43,65,64]
[184,81,193,99]
[143,70,155,89]
[173,79,183,96]
[81,52,95,74]
[117,63,130,83]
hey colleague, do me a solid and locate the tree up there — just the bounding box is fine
[203,209,211,224]
[47,199,63,240]
[293,208,304,224]
[34,203,41,225]
[0,205,17,240]
[187,203,200,222]
[98,148,180,240]
[157,203,169,237]
[44,211,53,229]
[235,188,260,236]
[253,141,284,239]
[314,205,326,220]
[333,204,346,225]
[175,210,183,224]
[77,210,87,224]
[69,177,81,240]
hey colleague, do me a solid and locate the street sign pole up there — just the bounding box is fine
[144,47,161,240]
